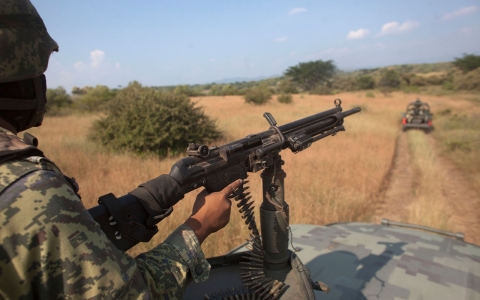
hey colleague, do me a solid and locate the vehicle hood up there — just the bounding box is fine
[288,222,480,300]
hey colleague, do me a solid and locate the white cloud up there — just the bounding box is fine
[289,7,306,15]
[377,21,419,36]
[274,36,288,43]
[346,28,370,40]
[115,62,121,71]
[441,6,478,20]
[90,49,105,67]
[290,51,297,56]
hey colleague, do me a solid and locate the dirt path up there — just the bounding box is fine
[373,133,416,224]
[373,132,480,245]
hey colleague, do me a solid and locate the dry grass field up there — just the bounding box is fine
[28,91,480,257]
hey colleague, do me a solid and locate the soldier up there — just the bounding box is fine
[0,1,241,298]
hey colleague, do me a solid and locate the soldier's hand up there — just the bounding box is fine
[184,179,243,244]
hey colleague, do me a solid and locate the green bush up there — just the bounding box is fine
[244,85,272,105]
[365,91,375,98]
[356,75,375,90]
[277,93,293,104]
[332,76,357,91]
[378,69,401,89]
[277,80,298,94]
[453,53,480,73]
[46,86,72,116]
[89,83,222,157]
[74,85,116,112]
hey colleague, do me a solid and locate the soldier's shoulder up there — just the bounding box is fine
[0,157,65,193]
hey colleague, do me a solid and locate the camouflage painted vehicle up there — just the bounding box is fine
[184,218,480,299]
[402,99,433,132]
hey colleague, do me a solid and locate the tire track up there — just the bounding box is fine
[373,133,415,224]
[373,131,480,245]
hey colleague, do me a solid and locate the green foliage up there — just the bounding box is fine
[331,76,357,91]
[284,60,337,91]
[46,87,72,116]
[453,68,480,91]
[89,84,221,157]
[71,86,88,95]
[442,81,455,90]
[277,80,298,94]
[75,85,117,112]
[365,91,375,98]
[453,53,480,73]
[378,69,401,89]
[174,85,201,96]
[277,93,293,104]
[243,85,272,105]
[356,75,375,90]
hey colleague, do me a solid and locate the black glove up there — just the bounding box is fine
[129,174,185,215]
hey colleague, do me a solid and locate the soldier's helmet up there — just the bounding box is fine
[0,0,58,130]
[0,0,58,82]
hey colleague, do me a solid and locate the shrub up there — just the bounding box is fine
[365,91,375,98]
[356,75,375,90]
[74,85,116,112]
[89,84,222,157]
[277,93,293,104]
[332,76,357,91]
[244,85,272,105]
[46,86,72,116]
[277,80,298,94]
[378,69,401,89]
[453,53,480,73]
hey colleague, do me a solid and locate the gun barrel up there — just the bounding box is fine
[278,107,342,134]
[342,107,362,118]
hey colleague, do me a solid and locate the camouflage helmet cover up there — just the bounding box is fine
[0,0,59,83]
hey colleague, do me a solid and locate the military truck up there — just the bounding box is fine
[402,98,433,132]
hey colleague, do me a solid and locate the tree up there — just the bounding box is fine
[46,87,72,116]
[74,85,116,112]
[89,85,221,157]
[284,60,337,91]
[453,53,480,73]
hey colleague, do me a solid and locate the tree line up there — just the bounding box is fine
[44,53,480,157]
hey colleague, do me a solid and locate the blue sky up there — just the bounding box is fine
[32,1,480,92]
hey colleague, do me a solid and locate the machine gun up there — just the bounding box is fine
[89,99,360,260]
[170,99,360,194]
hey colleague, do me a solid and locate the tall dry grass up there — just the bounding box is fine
[27,92,477,256]
[405,130,451,230]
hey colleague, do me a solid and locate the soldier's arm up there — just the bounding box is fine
[0,169,216,299]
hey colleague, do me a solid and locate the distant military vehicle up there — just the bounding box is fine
[402,98,433,132]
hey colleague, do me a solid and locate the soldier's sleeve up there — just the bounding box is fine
[0,168,209,300]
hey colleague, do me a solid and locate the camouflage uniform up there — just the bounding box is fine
[0,127,210,299]
[0,0,210,298]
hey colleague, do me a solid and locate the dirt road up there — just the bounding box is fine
[373,131,480,245]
